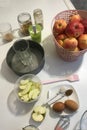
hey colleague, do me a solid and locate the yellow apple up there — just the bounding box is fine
[63,37,78,51]
[53,19,67,34]
[78,34,87,49]
[57,40,64,47]
[74,47,80,52]
[70,14,82,22]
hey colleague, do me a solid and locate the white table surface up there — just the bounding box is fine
[0,0,87,130]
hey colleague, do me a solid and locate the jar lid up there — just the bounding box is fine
[17,12,31,23]
[33,9,43,16]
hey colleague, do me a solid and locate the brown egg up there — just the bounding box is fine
[53,102,65,112]
[65,99,79,111]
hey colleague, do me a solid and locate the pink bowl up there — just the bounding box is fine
[52,10,87,61]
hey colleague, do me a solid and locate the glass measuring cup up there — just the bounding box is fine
[0,22,14,42]
[13,39,33,68]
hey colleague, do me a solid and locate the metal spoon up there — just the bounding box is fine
[42,89,73,107]
[49,89,73,106]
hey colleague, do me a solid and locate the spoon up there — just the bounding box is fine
[49,89,73,106]
[33,25,36,34]
[65,89,73,96]
[42,89,73,107]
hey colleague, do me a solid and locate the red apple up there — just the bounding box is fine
[53,19,67,34]
[63,37,78,51]
[56,34,67,41]
[65,21,84,38]
[78,34,87,49]
[81,18,87,33]
[70,14,82,22]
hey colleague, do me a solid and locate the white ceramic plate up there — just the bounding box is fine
[48,83,79,116]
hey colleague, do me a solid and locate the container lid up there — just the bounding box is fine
[17,12,31,23]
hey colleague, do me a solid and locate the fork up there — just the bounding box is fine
[42,74,79,85]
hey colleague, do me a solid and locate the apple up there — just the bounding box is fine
[18,79,41,102]
[78,34,87,49]
[81,18,87,33]
[63,37,78,51]
[56,34,67,47]
[70,14,82,22]
[57,34,67,41]
[32,105,46,122]
[53,19,67,34]
[74,47,80,52]
[57,39,64,46]
[65,20,84,38]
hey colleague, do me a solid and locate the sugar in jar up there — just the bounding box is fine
[17,12,32,36]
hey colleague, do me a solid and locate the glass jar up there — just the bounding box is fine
[33,9,43,30]
[0,22,14,42]
[17,12,32,36]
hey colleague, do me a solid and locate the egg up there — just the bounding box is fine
[52,102,65,112]
[65,99,79,111]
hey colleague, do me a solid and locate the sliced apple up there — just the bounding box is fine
[29,89,40,100]
[33,106,46,114]
[18,85,31,96]
[20,79,29,85]
[19,80,32,90]
[32,113,44,122]
[32,105,46,122]
[17,78,41,102]
[20,94,29,102]
[19,85,27,90]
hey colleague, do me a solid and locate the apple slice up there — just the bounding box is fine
[32,113,44,122]
[29,89,40,100]
[33,106,46,114]
[18,85,31,97]
[20,94,30,102]
[19,81,32,89]
[19,85,27,90]
[17,78,41,102]
[20,79,29,85]
[32,105,46,122]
